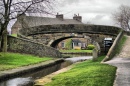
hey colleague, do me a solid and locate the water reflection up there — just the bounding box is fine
[62,53,92,58]
[65,56,92,63]
[0,77,33,86]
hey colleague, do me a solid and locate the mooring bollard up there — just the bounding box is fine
[92,48,98,61]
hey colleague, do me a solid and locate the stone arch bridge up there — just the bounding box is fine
[18,24,121,53]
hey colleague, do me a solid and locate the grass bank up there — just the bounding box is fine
[116,35,127,54]
[60,50,92,53]
[0,52,52,71]
[45,56,116,86]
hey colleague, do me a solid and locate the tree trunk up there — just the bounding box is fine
[1,29,8,52]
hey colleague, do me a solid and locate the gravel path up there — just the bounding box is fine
[105,36,130,86]
[118,36,130,58]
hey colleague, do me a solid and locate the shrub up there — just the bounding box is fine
[87,44,95,50]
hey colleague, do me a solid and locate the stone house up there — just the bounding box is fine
[57,38,89,50]
[11,13,83,34]
[72,39,86,50]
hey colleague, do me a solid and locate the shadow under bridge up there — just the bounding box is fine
[50,35,85,48]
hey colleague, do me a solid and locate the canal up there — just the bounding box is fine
[0,55,92,86]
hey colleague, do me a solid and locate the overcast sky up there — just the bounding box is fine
[53,0,130,26]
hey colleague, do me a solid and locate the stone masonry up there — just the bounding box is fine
[7,36,61,58]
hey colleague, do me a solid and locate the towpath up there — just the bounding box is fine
[105,36,130,86]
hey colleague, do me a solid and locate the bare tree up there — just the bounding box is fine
[0,0,54,52]
[112,5,130,31]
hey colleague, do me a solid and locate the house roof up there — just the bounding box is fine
[18,15,83,28]
[72,39,82,43]
[11,14,83,34]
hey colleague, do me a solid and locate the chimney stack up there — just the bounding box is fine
[56,13,64,21]
[73,14,82,22]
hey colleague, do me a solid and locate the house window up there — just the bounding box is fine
[82,43,86,48]
[61,42,65,48]
[78,43,82,47]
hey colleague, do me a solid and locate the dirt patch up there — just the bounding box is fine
[34,65,73,86]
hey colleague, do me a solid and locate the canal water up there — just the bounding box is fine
[0,56,92,86]
[65,56,92,63]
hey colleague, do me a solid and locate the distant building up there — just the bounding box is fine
[72,39,86,50]
[58,38,88,50]
[11,13,83,34]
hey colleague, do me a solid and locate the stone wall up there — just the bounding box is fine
[7,36,61,58]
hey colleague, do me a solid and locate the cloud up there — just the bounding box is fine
[93,15,106,20]
[54,0,130,26]
[55,0,116,15]
[60,0,80,5]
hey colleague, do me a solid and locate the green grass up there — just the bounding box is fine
[45,56,116,86]
[11,34,17,37]
[65,39,72,50]
[60,50,93,53]
[116,35,127,54]
[0,52,52,71]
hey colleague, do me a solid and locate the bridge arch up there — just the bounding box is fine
[50,35,88,48]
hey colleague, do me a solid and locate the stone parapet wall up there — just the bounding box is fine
[19,24,121,36]
[7,36,62,58]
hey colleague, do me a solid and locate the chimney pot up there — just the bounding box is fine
[73,14,82,22]
[56,13,64,21]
